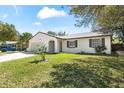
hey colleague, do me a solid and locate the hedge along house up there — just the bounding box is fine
[27,32,112,54]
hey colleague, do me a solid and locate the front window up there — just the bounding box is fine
[67,40,77,48]
[8,44,16,48]
[91,39,102,48]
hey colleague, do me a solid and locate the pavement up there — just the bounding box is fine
[0,52,35,62]
[116,51,124,56]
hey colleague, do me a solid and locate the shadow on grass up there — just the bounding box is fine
[103,58,124,71]
[77,52,119,57]
[73,57,124,75]
[36,63,116,88]
[32,55,124,88]
[29,59,44,64]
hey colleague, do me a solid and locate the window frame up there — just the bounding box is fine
[67,40,77,48]
[90,38,103,48]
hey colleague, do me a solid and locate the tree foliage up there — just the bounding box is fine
[58,31,67,36]
[47,31,57,36]
[70,5,124,43]
[47,31,67,36]
[0,21,19,41]
[17,32,32,51]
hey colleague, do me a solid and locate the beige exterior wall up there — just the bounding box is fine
[27,32,59,53]
[27,32,111,54]
[62,36,111,54]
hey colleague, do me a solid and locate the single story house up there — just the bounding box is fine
[27,32,112,54]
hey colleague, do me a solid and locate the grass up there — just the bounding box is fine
[0,53,123,88]
[0,51,4,54]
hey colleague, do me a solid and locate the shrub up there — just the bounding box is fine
[79,51,85,54]
[34,43,47,61]
[95,46,106,54]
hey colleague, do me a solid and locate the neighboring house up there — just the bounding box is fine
[0,41,17,50]
[27,32,112,54]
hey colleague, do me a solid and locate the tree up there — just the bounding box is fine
[47,31,57,36]
[18,32,32,51]
[47,31,67,36]
[35,44,47,61]
[70,5,124,44]
[112,32,123,44]
[58,31,67,36]
[0,21,19,41]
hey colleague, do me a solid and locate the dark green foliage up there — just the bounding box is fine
[47,31,57,36]
[57,31,67,36]
[95,46,106,54]
[70,5,124,43]
[0,21,19,41]
[47,31,67,36]
[17,32,32,51]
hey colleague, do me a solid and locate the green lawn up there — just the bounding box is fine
[0,53,123,88]
[0,51,4,54]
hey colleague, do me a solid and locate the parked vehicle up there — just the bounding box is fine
[0,41,17,52]
[0,46,16,52]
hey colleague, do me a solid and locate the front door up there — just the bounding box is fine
[49,41,55,53]
[60,41,62,52]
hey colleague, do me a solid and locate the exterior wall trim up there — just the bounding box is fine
[60,35,112,40]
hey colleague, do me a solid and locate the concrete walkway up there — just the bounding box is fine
[116,51,124,56]
[0,52,35,62]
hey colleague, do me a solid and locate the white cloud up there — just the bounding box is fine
[1,14,8,18]
[37,7,67,19]
[0,14,8,19]
[33,22,42,26]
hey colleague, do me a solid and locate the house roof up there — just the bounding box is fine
[58,32,112,39]
[29,31,112,41]
[29,31,60,41]
[0,41,17,45]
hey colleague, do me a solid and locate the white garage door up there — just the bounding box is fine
[30,42,41,50]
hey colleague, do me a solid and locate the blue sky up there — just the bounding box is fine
[0,5,91,35]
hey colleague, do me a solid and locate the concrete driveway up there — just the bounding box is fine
[0,52,35,62]
[116,51,124,56]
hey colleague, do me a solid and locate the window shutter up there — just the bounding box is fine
[67,41,69,48]
[89,39,92,47]
[102,38,105,47]
[75,40,77,47]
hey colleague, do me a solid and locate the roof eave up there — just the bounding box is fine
[59,34,112,40]
[28,31,61,41]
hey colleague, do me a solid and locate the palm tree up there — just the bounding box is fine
[17,32,32,51]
